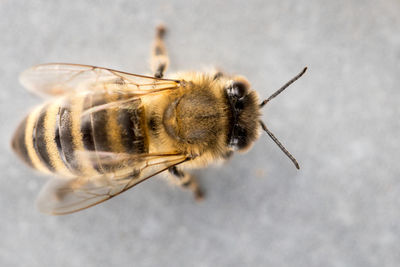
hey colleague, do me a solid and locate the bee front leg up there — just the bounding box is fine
[151,25,169,78]
[168,166,204,201]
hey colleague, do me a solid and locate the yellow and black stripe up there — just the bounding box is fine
[12,91,148,177]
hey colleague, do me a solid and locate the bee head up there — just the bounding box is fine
[226,67,307,169]
[225,78,260,152]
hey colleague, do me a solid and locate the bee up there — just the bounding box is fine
[11,26,307,215]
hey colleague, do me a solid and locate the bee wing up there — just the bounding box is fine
[37,152,189,215]
[20,63,180,98]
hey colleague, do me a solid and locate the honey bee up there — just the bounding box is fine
[11,26,307,215]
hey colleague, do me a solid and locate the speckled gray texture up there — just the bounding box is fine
[1,1,399,266]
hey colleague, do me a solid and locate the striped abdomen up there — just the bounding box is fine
[11,91,148,177]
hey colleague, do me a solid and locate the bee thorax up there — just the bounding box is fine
[162,93,222,146]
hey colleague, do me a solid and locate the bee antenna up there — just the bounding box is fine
[259,120,300,169]
[259,67,307,108]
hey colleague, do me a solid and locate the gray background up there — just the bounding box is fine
[1,0,399,266]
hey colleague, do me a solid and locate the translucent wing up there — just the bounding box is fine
[37,152,189,215]
[20,63,180,98]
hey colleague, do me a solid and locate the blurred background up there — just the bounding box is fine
[1,0,399,266]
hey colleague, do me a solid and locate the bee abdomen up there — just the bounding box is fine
[11,116,33,168]
[12,92,149,177]
[118,105,147,154]
[80,93,148,173]
[57,101,80,174]
[12,104,62,175]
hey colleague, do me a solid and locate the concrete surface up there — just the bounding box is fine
[1,0,399,266]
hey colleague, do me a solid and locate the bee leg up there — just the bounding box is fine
[168,166,204,201]
[151,25,169,78]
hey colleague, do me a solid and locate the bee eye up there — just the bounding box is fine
[229,125,248,150]
[227,81,247,99]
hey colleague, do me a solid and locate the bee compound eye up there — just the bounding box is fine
[228,81,247,99]
[229,125,249,150]
[227,81,246,98]
[229,136,239,150]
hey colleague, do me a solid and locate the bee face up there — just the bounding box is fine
[225,79,261,152]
